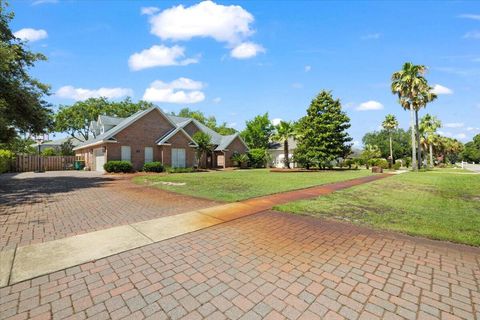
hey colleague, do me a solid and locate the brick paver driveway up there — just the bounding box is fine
[0,171,216,250]
[1,211,479,320]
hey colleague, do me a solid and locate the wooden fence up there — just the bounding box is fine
[11,155,76,172]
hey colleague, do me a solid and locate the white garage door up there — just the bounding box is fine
[172,148,186,168]
[94,148,106,172]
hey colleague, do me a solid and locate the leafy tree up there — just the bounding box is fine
[192,131,212,169]
[362,129,411,160]
[0,2,53,144]
[461,134,480,163]
[247,148,270,168]
[272,121,296,168]
[294,91,352,169]
[0,135,36,154]
[360,144,381,169]
[382,114,398,166]
[60,138,75,156]
[419,114,441,167]
[171,108,237,135]
[55,97,152,141]
[241,113,274,149]
[41,147,58,156]
[391,62,437,170]
[437,137,463,164]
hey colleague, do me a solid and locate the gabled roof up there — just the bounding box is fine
[268,137,297,151]
[156,127,198,147]
[98,115,124,126]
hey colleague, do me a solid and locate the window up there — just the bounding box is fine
[172,148,186,168]
[121,146,131,161]
[144,147,153,163]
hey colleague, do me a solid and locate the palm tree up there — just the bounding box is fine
[391,62,437,170]
[382,114,398,166]
[419,114,441,168]
[272,121,296,168]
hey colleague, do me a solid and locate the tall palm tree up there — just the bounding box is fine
[391,62,437,170]
[273,121,296,168]
[382,114,399,166]
[419,114,441,168]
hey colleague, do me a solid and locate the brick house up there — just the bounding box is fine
[73,107,248,171]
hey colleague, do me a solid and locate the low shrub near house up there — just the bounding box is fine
[248,148,269,168]
[143,161,164,172]
[369,158,389,169]
[104,160,133,173]
[0,149,14,173]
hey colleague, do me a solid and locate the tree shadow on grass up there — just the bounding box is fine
[0,173,116,210]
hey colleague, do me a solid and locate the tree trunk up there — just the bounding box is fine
[410,108,417,171]
[284,140,290,169]
[415,110,422,170]
[389,133,393,167]
[429,143,433,168]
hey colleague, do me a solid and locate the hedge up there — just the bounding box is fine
[0,150,14,173]
[104,160,133,173]
[143,161,164,172]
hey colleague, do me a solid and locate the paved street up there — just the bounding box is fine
[1,211,479,320]
[0,171,216,250]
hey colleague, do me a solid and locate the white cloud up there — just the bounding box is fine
[230,42,265,59]
[356,100,384,111]
[142,78,205,104]
[271,118,282,126]
[32,0,58,5]
[304,65,311,72]
[431,84,453,95]
[463,30,480,39]
[455,133,467,140]
[361,33,381,40]
[13,28,48,42]
[444,122,464,128]
[56,86,133,101]
[213,97,222,103]
[149,1,254,44]
[227,122,237,128]
[291,82,303,89]
[141,6,160,15]
[466,127,480,131]
[128,45,198,71]
[458,14,480,20]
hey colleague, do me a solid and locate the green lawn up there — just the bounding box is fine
[275,171,480,246]
[133,169,372,202]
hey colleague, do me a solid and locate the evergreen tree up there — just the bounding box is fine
[294,91,352,169]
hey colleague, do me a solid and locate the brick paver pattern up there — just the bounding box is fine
[0,172,216,250]
[1,211,479,320]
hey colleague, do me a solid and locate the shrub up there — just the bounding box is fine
[393,161,401,170]
[231,152,249,168]
[143,161,164,172]
[41,147,58,156]
[0,149,14,173]
[370,158,389,169]
[248,148,269,168]
[104,160,133,173]
[165,166,195,173]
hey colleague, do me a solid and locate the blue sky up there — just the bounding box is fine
[10,0,480,145]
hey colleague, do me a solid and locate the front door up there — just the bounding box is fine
[172,148,186,168]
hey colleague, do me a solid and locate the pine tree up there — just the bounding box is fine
[294,91,352,169]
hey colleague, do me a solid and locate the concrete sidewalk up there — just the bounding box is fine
[1,173,390,287]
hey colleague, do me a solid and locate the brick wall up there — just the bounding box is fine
[223,137,249,167]
[183,121,200,138]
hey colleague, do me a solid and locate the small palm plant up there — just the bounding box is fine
[420,114,441,168]
[272,121,296,168]
[382,114,398,167]
[193,131,212,169]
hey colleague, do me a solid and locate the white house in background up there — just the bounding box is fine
[268,137,297,168]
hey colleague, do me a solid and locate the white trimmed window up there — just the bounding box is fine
[121,146,131,161]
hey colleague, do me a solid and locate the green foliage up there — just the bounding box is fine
[55,97,152,141]
[241,113,274,149]
[393,162,401,170]
[192,131,212,168]
[231,152,249,167]
[41,147,58,156]
[362,129,411,159]
[461,134,480,163]
[370,158,389,169]
[143,161,164,172]
[165,166,195,173]
[0,149,14,173]
[104,160,133,173]
[294,91,352,169]
[0,136,36,154]
[171,108,237,135]
[247,148,269,168]
[0,3,53,144]
[58,139,74,156]
[360,144,381,169]
[272,121,296,168]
